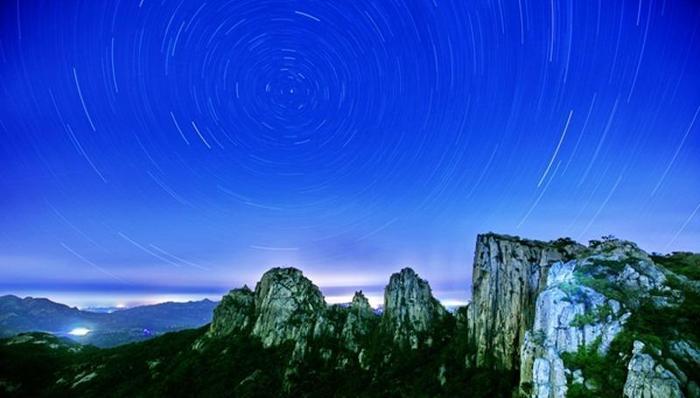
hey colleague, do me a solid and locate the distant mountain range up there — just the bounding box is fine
[0,295,217,347]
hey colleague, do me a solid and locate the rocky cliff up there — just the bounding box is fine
[519,238,699,398]
[341,291,375,352]
[192,266,453,392]
[251,267,326,352]
[469,234,700,398]
[519,259,630,397]
[209,286,255,337]
[467,233,585,370]
[381,268,448,349]
[200,266,448,364]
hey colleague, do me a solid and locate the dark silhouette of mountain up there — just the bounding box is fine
[0,295,217,347]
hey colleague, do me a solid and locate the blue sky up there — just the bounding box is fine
[1,0,699,308]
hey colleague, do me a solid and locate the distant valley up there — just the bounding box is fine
[0,295,217,347]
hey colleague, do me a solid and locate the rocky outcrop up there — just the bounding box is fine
[520,260,629,398]
[381,268,447,349]
[197,234,697,398]
[341,291,375,352]
[467,233,585,370]
[514,237,700,398]
[623,341,683,398]
[251,267,326,349]
[198,267,327,359]
[209,286,255,337]
[205,267,439,359]
[671,340,700,369]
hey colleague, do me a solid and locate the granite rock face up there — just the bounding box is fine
[464,234,700,397]
[205,266,440,358]
[510,237,700,397]
[467,233,585,370]
[381,268,447,349]
[623,341,683,398]
[341,291,375,352]
[209,286,255,337]
[519,260,629,398]
[251,267,326,349]
[671,340,700,369]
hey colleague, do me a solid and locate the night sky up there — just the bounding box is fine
[1,0,699,308]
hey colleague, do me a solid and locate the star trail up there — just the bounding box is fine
[0,0,699,307]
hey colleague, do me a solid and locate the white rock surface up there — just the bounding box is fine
[467,234,584,370]
[623,341,683,398]
[520,260,629,398]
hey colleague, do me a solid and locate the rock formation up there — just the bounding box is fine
[198,267,328,359]
[203,266,446,361]
[519,260,629,398]
[467,233,585,370]
[209,286,255,337]
[381,267,447,349]
[340,291,375,352]
[494,237,698,398]
[251,267,326,349]
[623,341,683,398]
[462,234,699,398]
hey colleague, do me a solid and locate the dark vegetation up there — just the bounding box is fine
[560,337,629,398]
[0,296,217,347]
[0,311,516,398]
[651,252,700,281]
[0,334,98,398]
[569,304,614,328]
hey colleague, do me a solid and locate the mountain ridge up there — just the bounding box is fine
[0,295,217,347]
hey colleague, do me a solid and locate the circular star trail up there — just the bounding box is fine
[0,0,699,303]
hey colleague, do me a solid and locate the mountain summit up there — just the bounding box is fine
[381,267,447,349]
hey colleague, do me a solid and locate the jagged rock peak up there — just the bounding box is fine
[350,290,372,311]
[210,285,255,337]
[467,233,587,371]
[341,291,377,352]
[251,267,326,348]
[382,267,447,349]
